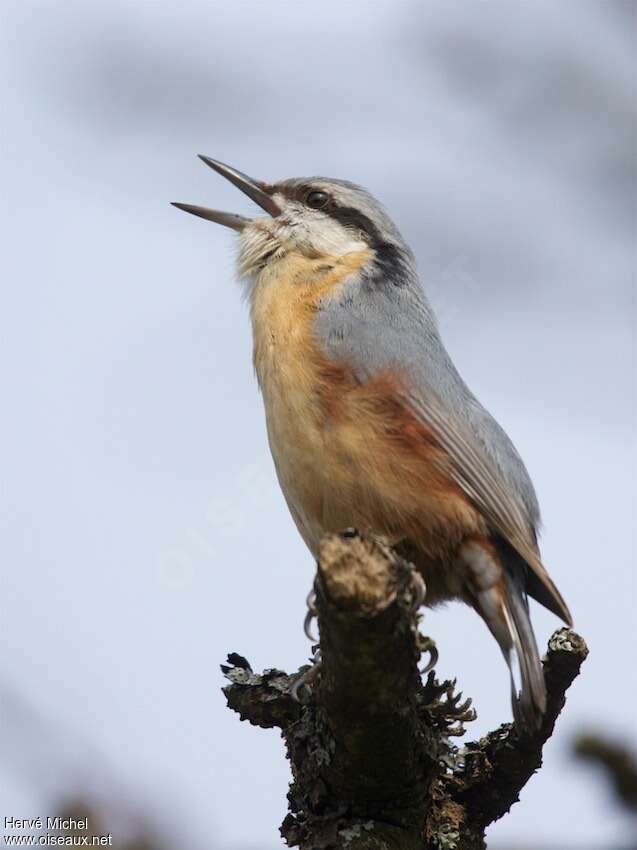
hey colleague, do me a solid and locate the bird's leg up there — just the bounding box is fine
[303,587,318,642]
[408,570,438,673]
[418,630,439,674]
[291,648,322,703]
[409,569,427,612]
[292,582,322,702]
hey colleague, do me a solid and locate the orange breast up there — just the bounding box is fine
[249,250,486,559]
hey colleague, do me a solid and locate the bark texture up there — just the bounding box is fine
[222,532,587,849]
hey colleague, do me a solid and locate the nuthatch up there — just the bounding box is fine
[173,156,573,731]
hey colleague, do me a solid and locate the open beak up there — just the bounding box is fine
[171,156,281,231]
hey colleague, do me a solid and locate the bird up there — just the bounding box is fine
[172,155,573,731]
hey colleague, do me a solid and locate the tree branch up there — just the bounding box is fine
[434,628,589,843]
[222,532,587,849]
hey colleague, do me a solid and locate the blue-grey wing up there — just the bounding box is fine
[315,273,571,624]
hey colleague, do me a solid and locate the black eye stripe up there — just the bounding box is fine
[278,184,408,286]
[327,204,411,288]
[278,183,414,289]
[327,204,383,245]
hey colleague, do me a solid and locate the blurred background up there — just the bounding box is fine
[1,1,635,847]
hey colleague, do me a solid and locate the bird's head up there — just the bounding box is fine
[173,156,415,284]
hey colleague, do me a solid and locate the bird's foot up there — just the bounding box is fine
[404,570,437,671]
[303,587,319,642]
[409,569,427,613]
[290,648,322,703]
[418,633,439,674]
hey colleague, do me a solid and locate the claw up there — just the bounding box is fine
[290,649,322,703]
[409,571,426,612]
[304,589,318,642]
[418,634,439,674]
[291,672,310,703]
[303,610,317,642]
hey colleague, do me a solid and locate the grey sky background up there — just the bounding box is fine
[1,1,635,847]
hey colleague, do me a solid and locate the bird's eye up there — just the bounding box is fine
[306,190,329,209]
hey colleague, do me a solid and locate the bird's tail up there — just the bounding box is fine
[472,566,546,733]
[499,569,546,731]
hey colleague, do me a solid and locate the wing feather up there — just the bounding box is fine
[405,389,572,625]
[313,267,571,625]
